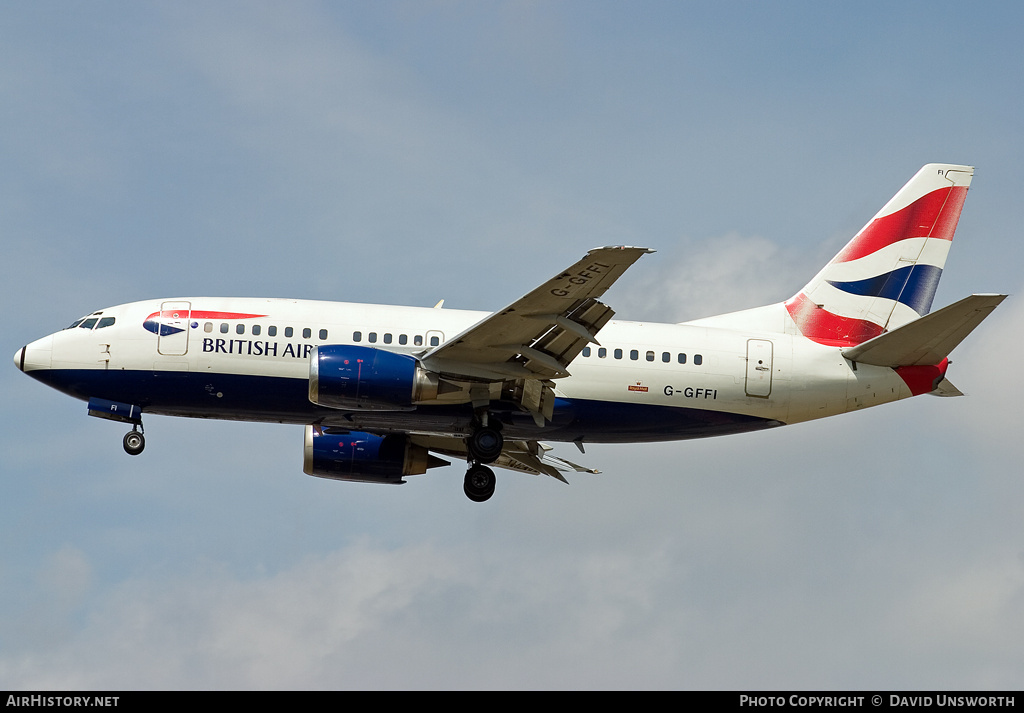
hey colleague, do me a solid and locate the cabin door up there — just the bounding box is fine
[156,301,192,356]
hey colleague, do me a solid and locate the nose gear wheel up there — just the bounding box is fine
[123,427,145,456]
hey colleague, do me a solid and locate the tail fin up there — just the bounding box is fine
[786,164,974,346]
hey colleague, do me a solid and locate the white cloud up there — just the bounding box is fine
[1,539,687,689]
[613,233,820,323]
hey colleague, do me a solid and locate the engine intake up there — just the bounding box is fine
[309,345,440,410]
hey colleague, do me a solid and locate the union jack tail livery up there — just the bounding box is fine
[786,164,973,347]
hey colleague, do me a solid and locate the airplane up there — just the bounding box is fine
[14,163,1006,502]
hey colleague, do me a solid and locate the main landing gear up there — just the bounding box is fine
[123,425,145,456]
[467,423,503,463]
[464,463,496,502]
[463,418,503,502]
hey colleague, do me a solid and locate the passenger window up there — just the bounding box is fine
[268,326,277,337]
[646,351,655,362]
[694,354,703,366]
[285,327,293,338]
[630,350,639,361]
[302,327,311,339]
[383,333,392,344]
[353,331,362,342]
[236,324,245,335]
[204,322,213,333]
[582,347,591,357]
[369,332,377,343]
[220,323,229,334]
[399,334,408,345]
[662,352,670,363]
[678,353,686,364]
[319,329,328,340]
[598,347,607,358]
[252,325,261,336]
[414,335,423,346]
[430,336,440,347]
[614,348,622,359]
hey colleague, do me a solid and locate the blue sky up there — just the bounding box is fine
[3,1,1023,689]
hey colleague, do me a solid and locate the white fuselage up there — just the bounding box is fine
[19,296,917,444]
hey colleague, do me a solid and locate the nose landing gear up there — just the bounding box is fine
[86,398,146,456]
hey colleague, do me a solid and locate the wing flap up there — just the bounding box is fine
[409,434,599,482]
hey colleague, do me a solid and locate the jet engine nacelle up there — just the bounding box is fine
[309,344,440,410]
[302,425,446,484]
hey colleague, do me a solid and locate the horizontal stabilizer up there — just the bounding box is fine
[930,377,964,397]
[842,293,1006,367]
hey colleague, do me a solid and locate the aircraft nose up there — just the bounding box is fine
[16,336,53,373]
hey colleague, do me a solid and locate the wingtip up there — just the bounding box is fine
[590,245,656,254]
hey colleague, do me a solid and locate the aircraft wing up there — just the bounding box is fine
[410,434,599,483]
[419,246,652,382]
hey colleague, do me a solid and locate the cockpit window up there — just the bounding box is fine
[66,311,106,330]
[96,317,116,329]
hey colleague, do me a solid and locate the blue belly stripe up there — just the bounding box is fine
[28,368,784,444]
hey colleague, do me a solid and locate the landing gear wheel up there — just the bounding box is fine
[464,464,496,502]
[467,425,503,464]
[123,430,145,456]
